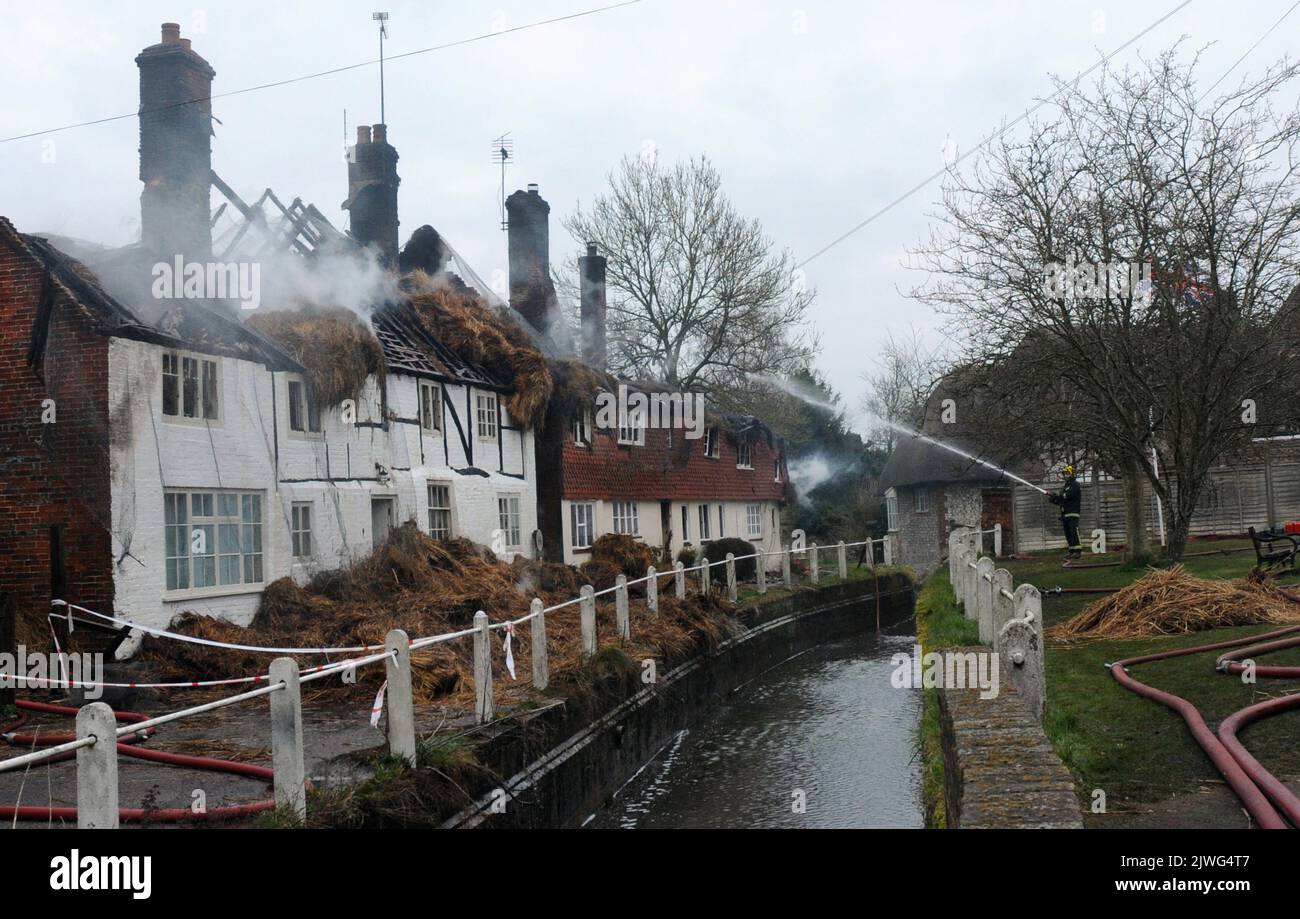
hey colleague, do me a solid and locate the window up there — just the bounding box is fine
[775,457,782,482]
[291,503,313,559]
[477,393,498,439]
[287,379,321,434]
[613,502,639,536]
[886,489,899,533]
[914,488,931,514]
[681,505,690,543]
[718,505,725,537]
[572,503,595,550]
[572,408,592,447]
[703,426,720,459]
[164,490,263,592]
[162,352,219,420]
[427,484,453,540]
[747,504,762,538]
[618,416,645,446]
[420,382,442,433]
[737,440,753,469]
[698,504,712,543]
[498,495,522,549]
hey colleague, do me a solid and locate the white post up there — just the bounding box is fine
[76,702,118,829]
[615,575,630,640]
[269,657,306,818]
[700,558,711,596]
[530,598,548,690]
[882,534,894,565]
[810,544,820,585]
[580,586,597,659]
[473,611,494,725]
[993,523,1004,559]
[726,554,738,601]
[674,562,686,600]
[976,557,995,643]
[757,554,767,595]
[1004,584,1046,722]
[991,570,1015,653]
[837,541,848,580]
[782,547,793,589]
[646,567,659,614]
[384,629,416,766]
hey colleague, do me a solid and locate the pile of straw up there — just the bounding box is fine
[403,273,553,430]
[248,307,385,408]
[137,524,738,707]
[1048,566,1300,641]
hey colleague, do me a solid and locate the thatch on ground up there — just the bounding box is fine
[136,524,738,707]
[247,307,385,408]
[1048,566,1300,641]
[402,272,553,429]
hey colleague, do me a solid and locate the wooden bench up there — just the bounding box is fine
[1248,527,1299,574]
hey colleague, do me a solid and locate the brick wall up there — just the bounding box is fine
[0,223,114,632]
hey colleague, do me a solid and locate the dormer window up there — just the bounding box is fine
[703,426,720,459]
[573,407,593,447]
[737,440,753,469]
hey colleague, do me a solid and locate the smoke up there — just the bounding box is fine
[254,245,399,318]
[749,371,851,418]
[787,452,858,505]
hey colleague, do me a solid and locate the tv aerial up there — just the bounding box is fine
[492,133,515,231]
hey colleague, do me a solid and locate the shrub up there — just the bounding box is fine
[704,538,759,581]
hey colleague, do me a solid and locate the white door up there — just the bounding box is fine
[371,498,395,549]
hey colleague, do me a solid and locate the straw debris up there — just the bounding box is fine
[1048,566,1300,641]
[247,307,385,408]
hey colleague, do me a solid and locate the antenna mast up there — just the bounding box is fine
[373,12,390,124]
[491,134,514,231]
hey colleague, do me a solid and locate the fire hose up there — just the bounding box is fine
[1109,613,1300,829]
[0,699,277,823]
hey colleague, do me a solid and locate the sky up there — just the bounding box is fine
[2,0,1298,434]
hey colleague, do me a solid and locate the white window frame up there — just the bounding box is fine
[698,504,712,543]
[497,494,522,550]
[427,482,454,540]
[680,505,690,543]
[572,502,596,550]
[703,426,720,459]
[747,504,762,539]
[291,502,313,559]
[573,408,593,447]
[914,487,931,514]
[886,488,899,533]
[164,489,264,597]
[162,351,221,423]
[477,392,499,440]
[613,501,640,537]
[287,375,322,436]
[737,440,753,469]
[420,381,443,434]
[618,414,645,446]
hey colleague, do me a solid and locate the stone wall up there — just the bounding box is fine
[937,648,1083,829]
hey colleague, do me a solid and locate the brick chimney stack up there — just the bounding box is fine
[136,22,216,259]
[578,242,608,369]
[343,123,401,266]
[506,184,559,334]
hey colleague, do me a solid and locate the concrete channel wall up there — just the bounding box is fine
[443,574,916,829]
[937,651,1084,829]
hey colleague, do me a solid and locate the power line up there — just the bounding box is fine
[797,0,1195,268]
[0,0,644,145]
[1197,0,1300,103]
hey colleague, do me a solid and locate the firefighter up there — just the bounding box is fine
[1049,465,1083,562]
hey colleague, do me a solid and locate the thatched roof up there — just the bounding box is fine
[247,308,385,408]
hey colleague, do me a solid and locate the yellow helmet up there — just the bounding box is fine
[1064,464,1075,477]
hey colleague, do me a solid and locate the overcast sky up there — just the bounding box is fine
[3,1,1297,433]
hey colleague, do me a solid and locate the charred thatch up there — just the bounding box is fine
[247,307,385,409]
[402,272,553,429]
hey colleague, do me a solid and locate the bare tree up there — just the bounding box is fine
[564,155,815,396]
[912,48,1300,561]
[861,326,950,452]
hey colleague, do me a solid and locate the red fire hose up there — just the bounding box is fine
[1,699,277,823]
[1109,617,1300,829]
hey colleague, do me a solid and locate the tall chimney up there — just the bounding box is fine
[343,123,401,266]
[506,184,558,334]
[136,23,216,259]
[578,242,608,369]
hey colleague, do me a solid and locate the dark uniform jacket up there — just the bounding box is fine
[1051,477,1082,517]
